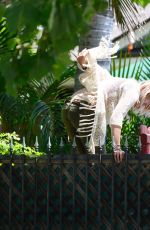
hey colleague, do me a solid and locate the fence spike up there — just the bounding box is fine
[10,138,14,149]
[59,137,64,147]
[125,137,128,148]
[138,136,141,149]
[99,137,103,153]
[68,135,70,142]
[99,136,103,148]
[47,136,51,148]
[10,138,13,149]
[9,138,13,157]
[22,136,26,148]
[72,137,77,148]
[34,136,39,151]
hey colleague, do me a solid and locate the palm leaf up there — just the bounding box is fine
[112,0,142,31]
[30,100,50,125]
[110,51,143,80]
[30,99,64,150]
[28,65,75,102]
[29,73,55,98]
[0,17,15,55]
[0,93,18,131]
[140,36,150,80]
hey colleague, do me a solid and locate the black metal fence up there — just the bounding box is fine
[0,140,150,229]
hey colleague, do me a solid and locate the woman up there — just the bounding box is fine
[66,38,150,162]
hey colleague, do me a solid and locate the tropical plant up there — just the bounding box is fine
[29,65,76,150]
[104,50,150,154]
[111,33,150,81]
[0,65,76,151]
[0,132,44,157]
[30,35,150,154]
[0,17,15,93]
[0,49,149,154]
[139,36,150,80]
[0,0,149,93]
[0,0,149,155]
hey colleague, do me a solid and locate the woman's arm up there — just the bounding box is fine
[110,80,140,163]
[111,125,124,163]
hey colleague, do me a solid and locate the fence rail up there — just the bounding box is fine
[0,142,150,229]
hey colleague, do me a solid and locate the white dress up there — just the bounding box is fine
[70,38,140,152]
[71,63,140,149]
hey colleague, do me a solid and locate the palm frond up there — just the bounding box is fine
[28,65,75,101]
[57,77,74,100]
[110,52,143,80]
[0,17,15,55]
[112,0,143,32]
[30,100,50,126]
[30,99,64,150]
[0,93,18,131]
[29,73,55,98]
[59,64,76,81]
[140,36,150,80]
[0,93,17,115]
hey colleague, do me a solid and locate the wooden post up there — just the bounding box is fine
[139,125,150,154]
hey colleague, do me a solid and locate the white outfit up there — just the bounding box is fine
[94,76,140,146]
[71,74,140,147]
[70,37,140,152]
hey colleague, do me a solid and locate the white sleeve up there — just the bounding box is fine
[110,80,140,127]
[88,37,119,60]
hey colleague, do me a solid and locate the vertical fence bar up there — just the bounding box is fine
[98,143,102,229]
[21,137,26,230]
[111,138,115,230]
[103,144,107,155]
[34,136,38,228]
[85,138,89,229]
[124,138,128,229]
[9,138,13,230]
[111,153,115,229]
[137,138,141,229]
[59,137,64,229]
[47,136,51,230]
[72,138,77,230]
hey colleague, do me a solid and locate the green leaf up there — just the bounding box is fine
[0,4,5,18]
[132,0,150,7]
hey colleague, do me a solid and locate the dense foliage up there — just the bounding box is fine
[106,112,150,154]
[0,132,44,156]
[107,50,150,153]
[0,0,149,154]
[0,0,149,93]
[0,65,75,151]
[0,0,108,94]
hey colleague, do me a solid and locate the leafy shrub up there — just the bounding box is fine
[106,112,150,154]
[0,132,44,157]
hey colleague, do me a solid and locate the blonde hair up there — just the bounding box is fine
[135,80,150,117]
[140,80,150,100]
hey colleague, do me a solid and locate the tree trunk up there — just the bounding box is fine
[62,9,115,154]
[75,9,114,91]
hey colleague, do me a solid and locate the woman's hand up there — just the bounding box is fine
[111,125,124,163]
[113,145,125,163]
